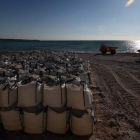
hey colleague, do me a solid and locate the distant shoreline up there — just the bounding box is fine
[0,39,40,42]
[0,39,138,42]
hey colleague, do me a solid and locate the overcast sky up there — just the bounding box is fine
[0,0,139,40]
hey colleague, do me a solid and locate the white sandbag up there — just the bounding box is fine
[43,84,66,107]
[33,69,40,75]
[42,71,49,76]
[18,69,29,76]
[0,104,23,131]
[22,104,46,134]
[55,69,66,76]
[84,84,93,108]
[24,64,30,71]
[83,61,90,72]
[7,75,17,81]
[0,82,18,107]
[67,84,85,110]
[46,107,69,134]
[30,62,36,68]
[31,74,40,80]
[79,72,91,84]
[70,109,93,136]
[0,61,5,68]
[15,64,22,69]
[49,70,57,76]
[66,84,93,110]
[0,55,8,60]
[18,81,42,107]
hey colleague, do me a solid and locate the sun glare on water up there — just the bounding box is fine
[134,40,140,53]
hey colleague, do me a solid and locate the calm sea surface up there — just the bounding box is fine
[0,40,140,53]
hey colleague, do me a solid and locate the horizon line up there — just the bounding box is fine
[0,38,139,41]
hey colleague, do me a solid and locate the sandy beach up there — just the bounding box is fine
[1,52,140,140]
[79,52,140,140]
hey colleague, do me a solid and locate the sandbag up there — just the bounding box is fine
[0,82,18,107]
[46,107,69,134]
[18,69,29,76]
[30,62,37,68]
[70,109,93,136]
[48,70,57,76]
[83,61,90,72]
[15,64,22,69]
[18,81,42,107]
[0,71,5,77]
[33,69,40,75]
[31,74,40,80]
[67,84,85,110]
[0,104,23,131]
[84,84,93,108]
[55,69,66,76]
[0,61,5,68]
[22,104,46,134]
[43,84,66,107]
[79,72,91,84]
[66,84,93,110]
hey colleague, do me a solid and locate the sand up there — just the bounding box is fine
[1,52,140,140]
[79,52,140,140]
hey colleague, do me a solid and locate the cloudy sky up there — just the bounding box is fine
[0,0,139,40]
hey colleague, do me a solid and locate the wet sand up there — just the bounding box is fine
[1,52,140,140]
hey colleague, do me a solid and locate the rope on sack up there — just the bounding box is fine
[2,82,10,105]
[87,72,91,84]
[65,82,67,105]
[8,82,18,106]
[35,81,38,105]
[17,84,19,104]
[42,82,44,104]
[18,108,24,130]
[3,82,9,91]
[42,110,44,133]
[70,112,73,130]
[90,104,95,133]
[81,83,85,107]
[45,106,49,130]
[66,107,71,124]
[60,83,63,104]
[8,84,10,106]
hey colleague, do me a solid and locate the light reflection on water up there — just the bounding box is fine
[133,40,140,53]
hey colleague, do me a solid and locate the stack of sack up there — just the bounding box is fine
[0,50,94,136]
[66,83,94,136]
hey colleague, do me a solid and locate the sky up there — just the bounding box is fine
[0,0,140,40]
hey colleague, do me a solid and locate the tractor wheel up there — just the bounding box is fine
[102,51,106,55]
[111,50,116,54]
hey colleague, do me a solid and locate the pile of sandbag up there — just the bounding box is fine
[0,50,94,136]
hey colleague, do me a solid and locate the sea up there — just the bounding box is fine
[0,40,140,53]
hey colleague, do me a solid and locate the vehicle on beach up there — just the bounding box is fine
[100,43,118,54]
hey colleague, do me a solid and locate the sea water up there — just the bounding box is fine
[0,40,140,53]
